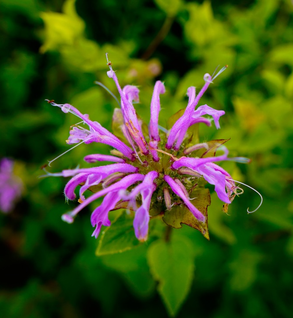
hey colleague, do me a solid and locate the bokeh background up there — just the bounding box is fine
[1,0,293,317]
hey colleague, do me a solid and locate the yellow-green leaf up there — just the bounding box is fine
[40,0,84,52]
[154,0,183,17]
[166,108,185,129]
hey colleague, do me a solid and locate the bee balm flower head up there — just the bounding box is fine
[45,57,261,241]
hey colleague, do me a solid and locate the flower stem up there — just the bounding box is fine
[164,225,173,242]
[141,16,174,60]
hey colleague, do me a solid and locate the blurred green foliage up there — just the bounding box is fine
[1,0,293,317]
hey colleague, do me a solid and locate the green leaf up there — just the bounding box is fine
[229,250,263,291]
[147,236,195,316]
[269,44,293,67]
[101,245,155,298]
[100,244,148,273]
[96,211,141,256]
[40,0,85,52]
[184,2,214,46]
[184,1,236,50]
[285,72,293,99]
[175,69,204,100]
[60,38,101,72]
[261,69,285,94]
[252,0,278,26]
[253,198,293,230]
[241,124,284,154]
[167,108,185,129]
[71,87,106,120]
[162,187,211,239]
[286,235,293,257]
[232,97,266,132]
[154,0,183,17]
[123,270,156,298]
[208,193,236,244]
[10,111,51,130]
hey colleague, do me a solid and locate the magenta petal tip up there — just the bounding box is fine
[62,213,74,224]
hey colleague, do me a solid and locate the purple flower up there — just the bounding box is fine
[0,158,23,213]
[196,162,236,204]
[164,175,205,222]
[46,61,248,240]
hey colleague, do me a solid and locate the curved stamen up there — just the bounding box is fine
[95,81,121,107]
[203,65,228,85]
[158,125,168,133]
[134,152,144,165]
[228,178,263,213]
[235,187,244,195]
[39,168,67,178]
[47,141,85,167]
[211,65,219,78]
[70,120,85,127]
[106,52,113,71]
[148,146,178,161]
[212,65,228,81]
[226,157,251,164]
[46,100,80,120]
